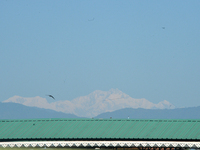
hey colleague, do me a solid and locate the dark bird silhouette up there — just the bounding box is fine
[46,95,55,100]
[162,27,165,29]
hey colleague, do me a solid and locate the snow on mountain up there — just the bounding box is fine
[3,89,175,117]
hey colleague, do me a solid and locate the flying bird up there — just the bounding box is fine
[46,95,55,100]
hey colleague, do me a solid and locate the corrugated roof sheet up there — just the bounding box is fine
[0,119,200,141]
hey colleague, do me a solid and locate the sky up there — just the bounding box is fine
[0,0,200,108]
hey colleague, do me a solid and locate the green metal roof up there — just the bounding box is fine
[0,119,200,141]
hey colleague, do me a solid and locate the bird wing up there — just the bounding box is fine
[47,95,55,100]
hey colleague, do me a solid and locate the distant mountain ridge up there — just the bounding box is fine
[0,102,78,119]
[95,107,200,119]
[3,89,175,118]
[0,102,199,120]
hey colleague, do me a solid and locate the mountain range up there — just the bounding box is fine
[1,102,200,120]
[0,102,78,119]
[95,107,200,119]
[3,89,175,118]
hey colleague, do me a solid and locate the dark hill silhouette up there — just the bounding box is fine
[0,102,78,119]
[95,107,200,119]
[1,102,200,120]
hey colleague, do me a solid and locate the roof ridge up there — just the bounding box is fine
[0,118,200,122]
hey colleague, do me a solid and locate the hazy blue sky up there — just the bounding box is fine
[1,0,200,108]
